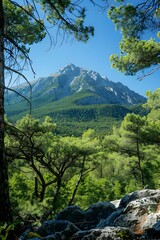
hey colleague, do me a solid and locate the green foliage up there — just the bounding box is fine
[108,1,160,75]
[4,0,95,65]
[116,229,131,239]
[75,176,111,208]
[108,2,159,37]
[0,222,16,240]
[4,0,46,46]
[6,90,146,136]
[27,231,42,239]
[7,115,100,216]
[103,89,160,191]
[39,0,94,42]
[143,88,160,111]
[110,37,160,75]
[5,89,160,222]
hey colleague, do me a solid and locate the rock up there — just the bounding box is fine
[72,227,135,240]
[36,220,79,238]
[19,189,160,240]
[96,208,123,228]
[55,202,116,230]
[85,202,116,221]
[43,237,55,240]
[18,229,34,240]
[143,228,160,240]
[111,199,121,208]
[119,189,160,208]
[153,220,160,231]
[113,189,160,235]
[96,226,135,240]
[55,205,84,224]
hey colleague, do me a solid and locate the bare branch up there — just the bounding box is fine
[5,87,32,115]
[5,65,32,89]
[137,65,160,80]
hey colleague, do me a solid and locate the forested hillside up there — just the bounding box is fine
[5,84,147,137]
[5,97,147,137]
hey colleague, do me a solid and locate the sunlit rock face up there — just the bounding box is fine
[20,189,160,240]
[7,64,146,106]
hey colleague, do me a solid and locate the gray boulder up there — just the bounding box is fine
[36,220,79,239]
[55,202,116,230]
[19,189,160,240]
[72,227,135,240]
[113,189,160,235]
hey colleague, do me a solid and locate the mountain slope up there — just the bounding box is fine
[6,64,146,107]
[5,64,147,136]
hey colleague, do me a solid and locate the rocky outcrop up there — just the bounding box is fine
[19,189,160,240]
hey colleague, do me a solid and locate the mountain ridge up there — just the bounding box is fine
[7,64,146,106]
[5,64,147,136]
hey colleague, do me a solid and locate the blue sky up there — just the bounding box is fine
[23,2,159,97]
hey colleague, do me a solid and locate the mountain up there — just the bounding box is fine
[5,64,147,136]
[6,64,146,106]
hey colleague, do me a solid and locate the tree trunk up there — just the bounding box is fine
[136,138,145,188]
[68,156,85,206]
[0,0,12,223]
[30,160,47,202]
[53,178,62,211]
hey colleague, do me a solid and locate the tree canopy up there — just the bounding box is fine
[108,0,160,77]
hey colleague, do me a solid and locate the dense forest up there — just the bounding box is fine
[5,88,160,224]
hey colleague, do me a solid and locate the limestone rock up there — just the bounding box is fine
[19,189,160,240]
[114,189,160,235]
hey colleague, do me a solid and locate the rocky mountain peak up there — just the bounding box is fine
[57,64,80,75]
[6,64,146,106]
[86,70,103,81]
